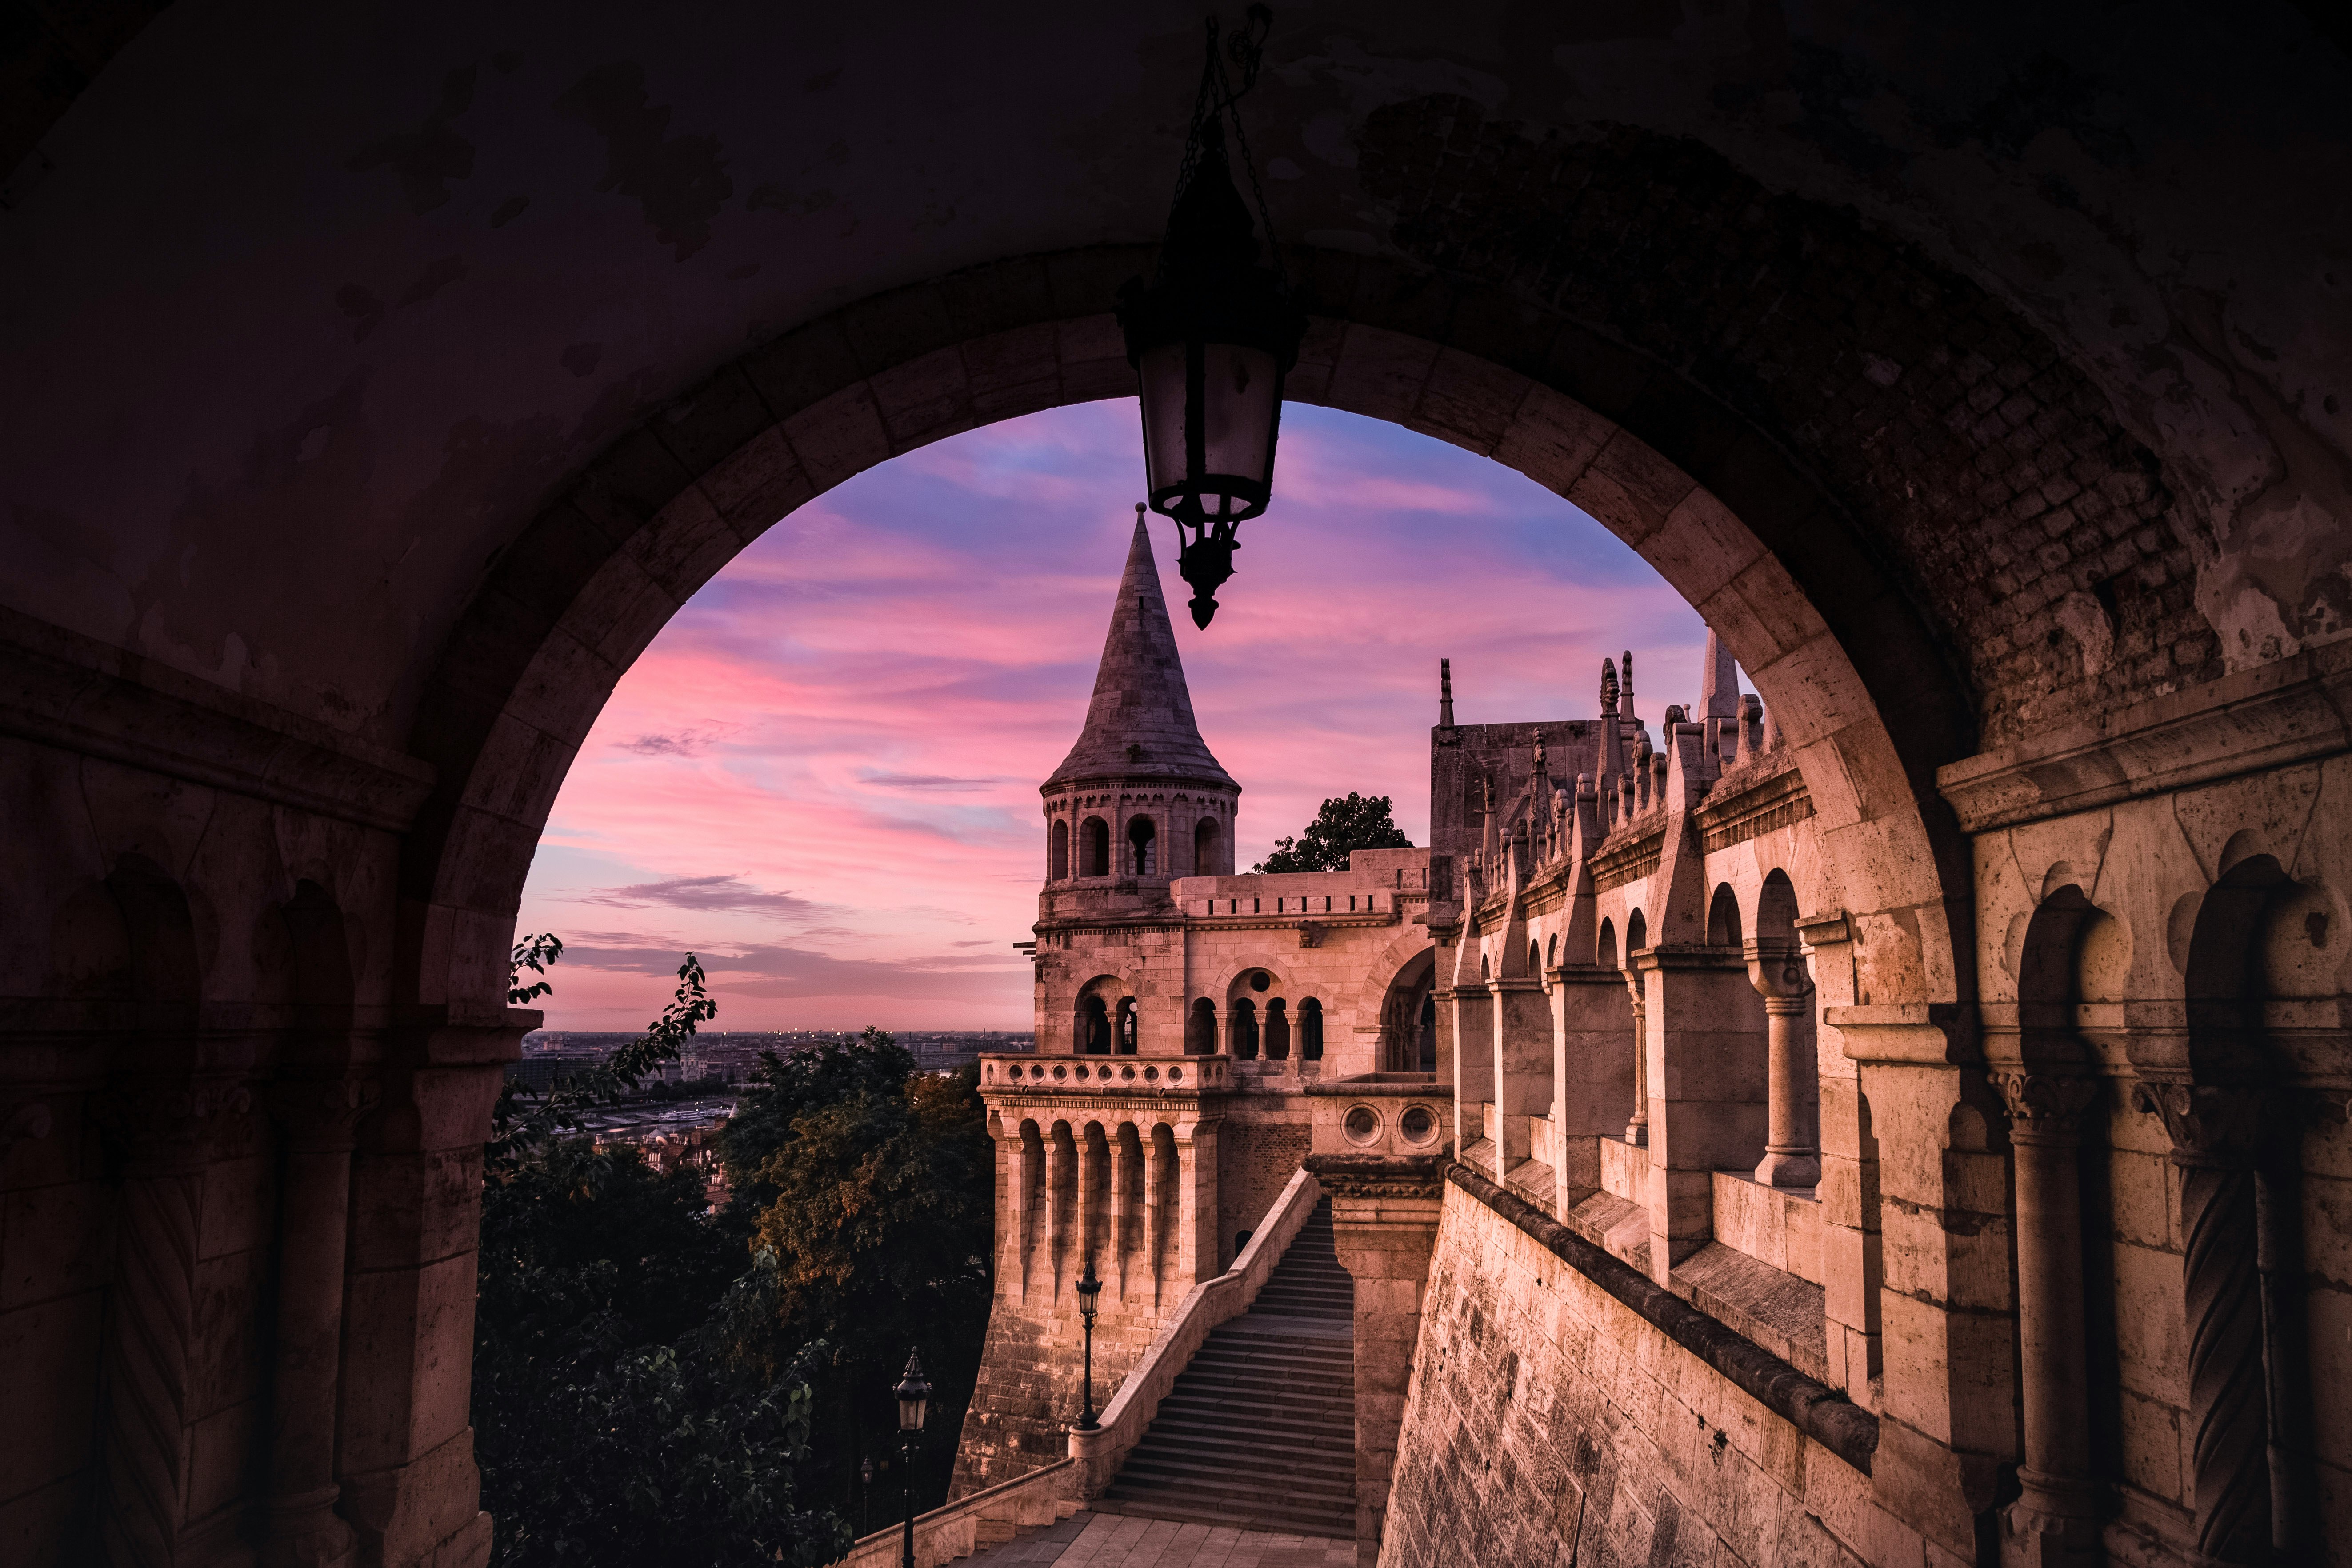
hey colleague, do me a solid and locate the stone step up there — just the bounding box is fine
[1101,1194,1358,1543]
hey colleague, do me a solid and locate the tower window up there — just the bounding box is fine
[1080,817,1110,876]
[1049,820,1069,880]
[1127,815,1158,876]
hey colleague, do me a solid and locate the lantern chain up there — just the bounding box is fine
[1165,6,1288,290]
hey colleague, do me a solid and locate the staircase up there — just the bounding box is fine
[1094,1197,1357,1539]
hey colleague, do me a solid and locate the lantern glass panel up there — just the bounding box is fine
[897,1389,928,1432]
[1138,342,1189,497]
[1200,343,1277,497]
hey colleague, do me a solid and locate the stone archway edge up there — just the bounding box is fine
[405,244,1974,1025]
[1445,1160,1880,1475]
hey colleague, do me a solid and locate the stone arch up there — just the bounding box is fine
[1372,948,1439,1075]
[1298,997,1324,1062]
[1264,998,1291,1062]
[1076,992,1111,1056]
[1114,996,1138,1056]
[1229,997,1259,1061]
[1625,908,1648,958]
[396,248,1971,1039]
[1597,917,1618,972]
[1049,819,1069,882]
[1756,870,1800,952]
[1125,813,1157,877]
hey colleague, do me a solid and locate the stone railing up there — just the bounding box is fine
[979,1052,1231,1093]
[833,1456,1076,1567]
[1066,1163,1325,1496]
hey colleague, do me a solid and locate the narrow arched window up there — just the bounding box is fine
[1186,997,1218,1055]
[1049,819,1069,880]
[1708,884,1743,948]
[1599,917,1618,970]
[1128,815,1158,876]
[1081,817,1110,877]
[1231,998,1259,1060]
[1300,998,1323,1061]
[1116,997,1139,1054]
[1265,998,1291,1060]
[1547,934,1558,968]
[1078,994,1111,1055]
[1530,940,1542,974]
[1626,908,1647,957]
[1194,817,1220,876]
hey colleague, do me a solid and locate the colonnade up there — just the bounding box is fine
[996,1109,1220,1309]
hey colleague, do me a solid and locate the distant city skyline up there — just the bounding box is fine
[514,399,1728,1032]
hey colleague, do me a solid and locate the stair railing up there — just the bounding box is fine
[1066,1163,1327,1497]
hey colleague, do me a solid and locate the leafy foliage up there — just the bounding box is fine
[1253,791,1414,872]
[507,931,564,1005]
[487,952,716,1176]
[475,944,848,1568]
[719,1030,995,1520]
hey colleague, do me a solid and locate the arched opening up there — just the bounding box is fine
[1077,994,1111,1056]
[1186,998,1218,1056]
[1114,997,1138,1054]
[1126,815,1157,877]
[1598,918,1618,971]
[1230,998,1259,1061]
[1264,998,1290,1062]
[1708,883,1743,948]
[1377,950,1438,1076]
[1529,940,1543,976]
[1748,869,1816,1189]
[1299,998,1324,1062]
[1417,993,1436,1073]
[1626,908,1647,958]
[1049,820,1069,881]
[1194,817,1221,877]
[1546,934,1558,969]
[1080,817,1111,878]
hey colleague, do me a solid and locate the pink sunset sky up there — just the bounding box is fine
[514,399,1742,1032]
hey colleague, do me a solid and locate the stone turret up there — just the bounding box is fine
[1040,512,1240,893]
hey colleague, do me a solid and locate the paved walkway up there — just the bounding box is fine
[960,1510,1355,1567]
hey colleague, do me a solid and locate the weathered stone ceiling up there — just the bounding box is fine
[2,1,2344,754]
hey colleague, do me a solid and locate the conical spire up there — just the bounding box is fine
[1044,510,1236,792]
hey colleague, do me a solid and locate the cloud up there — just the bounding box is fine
[556,936,1029,1002]
[861,772,1002,790]
[616,724,736,756]
[574,875,830,923]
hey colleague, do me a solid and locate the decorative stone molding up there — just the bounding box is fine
[1303,1152,1445,1201]
[1992,1070,2100,1144]
[1937,640,2352,832]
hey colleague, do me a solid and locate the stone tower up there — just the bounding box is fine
[1036,512,1240,1051]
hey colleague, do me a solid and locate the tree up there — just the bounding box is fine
[718,1030,995,1521]
[1253,791,1413,872]
[475,943,849,1568]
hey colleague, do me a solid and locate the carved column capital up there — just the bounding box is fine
[1744,940,1813,1004]
[2131,1081,2272,1169]
[263,1076,380,1153]
[1992,1070,2100,1144]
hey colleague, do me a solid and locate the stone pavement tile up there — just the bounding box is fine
[1033,1511,1356,1568]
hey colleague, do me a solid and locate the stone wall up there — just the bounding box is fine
[1217,1113,1310,1272]
[1381,1172,1885,1568]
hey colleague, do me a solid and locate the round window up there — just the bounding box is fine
[1249,970,1271,992]
[1344,1106,1380,1146]
[1400,1105,1436,1144]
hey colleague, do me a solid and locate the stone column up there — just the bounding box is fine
[1622,968,1648,1147]
[95,1079,254,1568]
[1172,1121,1220,1287]
[1488,975,1548,1182]
[1141,1129,1163,1299]
[2133,1082,2272,1568]
[1044,1128,1066,1296]
[1991,1070,2102,1568]
[1008,1123,1035,1304]
[2256,1146,2317,1563]
[1746,940,1820,1188]
[1305,1155,1445,1568]
[1109,1128,1132,1301]
[1076,1123,1098,1275]
[261,1076,378,1568]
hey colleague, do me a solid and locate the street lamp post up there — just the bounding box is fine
[894,1349,931,1568]
[1076,1256,1103,1431]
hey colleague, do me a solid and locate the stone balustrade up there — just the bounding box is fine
[979,1052,1231,1093]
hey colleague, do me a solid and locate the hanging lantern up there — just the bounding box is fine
[1118,6,1304,629]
